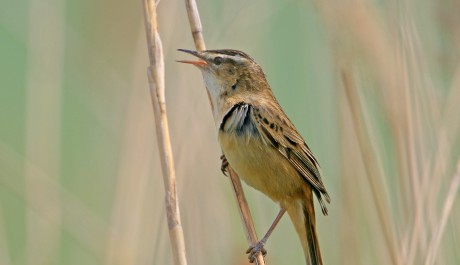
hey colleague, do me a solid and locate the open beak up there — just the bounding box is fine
[177,49,208,67]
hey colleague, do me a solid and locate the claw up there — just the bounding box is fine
[245,241,267,263]
[220,154,229,177]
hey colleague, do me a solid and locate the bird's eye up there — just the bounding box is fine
[231,79,239,90]
[213,56,223,65]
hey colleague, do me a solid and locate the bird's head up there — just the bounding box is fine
[178,49,271,124]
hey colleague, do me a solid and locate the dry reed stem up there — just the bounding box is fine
[341,69,401,265]
[316,0,413,212]
[315,2,459,264]
[338,94,364,265]
[227,167,266,264]
[402,15,452,262]
[399,19,426,264]
[399,17,421,229]
[183,1,265,264]
[424,161,460,265]
[142,1,188,264]
[444,66,460,143]
[184,0,206,51]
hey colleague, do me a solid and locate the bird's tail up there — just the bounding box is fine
[287,197,323,265]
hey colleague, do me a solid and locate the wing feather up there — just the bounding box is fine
[252,105,330,214]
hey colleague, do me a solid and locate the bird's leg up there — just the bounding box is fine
[246,208,286,263]
[220,154,229,177]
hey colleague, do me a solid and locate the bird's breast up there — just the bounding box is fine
[218,129,305,205]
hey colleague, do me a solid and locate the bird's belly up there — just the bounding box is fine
[219,132,304,204]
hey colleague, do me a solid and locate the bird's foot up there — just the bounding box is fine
[220,154,229,177]
[246,241,267,263]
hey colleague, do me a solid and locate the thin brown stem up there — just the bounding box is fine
[142,0,187,264]
[228,167,266,265]
[183,1,265,264]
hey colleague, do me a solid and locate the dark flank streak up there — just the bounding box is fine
[235,104,257,136]
[220,103,244,131]
[220,103,257,136]
[240,106,252,133]
[260,125,279,149]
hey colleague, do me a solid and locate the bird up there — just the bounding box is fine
[178,49,330,265]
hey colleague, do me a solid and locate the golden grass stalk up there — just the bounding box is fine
[227,167,267,265]
[341,69,402,265]
[184,0,206,51]
[142,1,187,264]
[183,1,266,264]
[423,162,460,265]
[325,2,460,264]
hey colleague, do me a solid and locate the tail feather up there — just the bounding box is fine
[304,203,322,265]
[287,198,323,265]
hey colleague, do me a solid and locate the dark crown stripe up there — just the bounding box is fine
[205,49,255,62]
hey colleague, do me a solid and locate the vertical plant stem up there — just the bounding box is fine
[423,161,460,265]
[183,1,266,264]
[184,0,206,51]
[142,1,187,264]
[228,167,265,265]
[341,69,401,265]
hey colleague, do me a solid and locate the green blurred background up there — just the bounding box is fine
[1,0,459,264]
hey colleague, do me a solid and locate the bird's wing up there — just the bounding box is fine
[251,104,330,215]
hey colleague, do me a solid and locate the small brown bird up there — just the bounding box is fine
[179,49,330,265]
